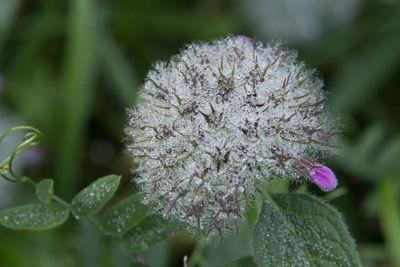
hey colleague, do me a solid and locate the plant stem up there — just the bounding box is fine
[53,195,71,209]
[377,174,400,266]
[187,237,208,267]
[20,176,37,187]
[55,0,96,198]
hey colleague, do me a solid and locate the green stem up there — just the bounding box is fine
[0,126,41,144]
[53,195,71,209]
[20,176,37,187]
[55,0,96,198]
[322,187,348,201]
[377,174,400,266]
[187,237,208,267]
[0,126,42,172]
[0,173,19,183]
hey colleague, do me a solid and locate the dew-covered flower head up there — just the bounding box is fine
[126,36,339,236]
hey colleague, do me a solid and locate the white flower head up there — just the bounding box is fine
[126,36,339,236]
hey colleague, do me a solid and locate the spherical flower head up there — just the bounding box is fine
[126,36,340,236]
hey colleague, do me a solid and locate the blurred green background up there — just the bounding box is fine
[0,0,400,266]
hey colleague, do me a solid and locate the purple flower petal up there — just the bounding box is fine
[308,163,337,191]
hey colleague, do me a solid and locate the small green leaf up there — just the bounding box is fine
[99,193,149,237]
[71,175,121,218]
[35,179,54,203]
[245,192,262,229]
[254,193,362,267]
[120,215,173,252]
[220,256,256,267]
[0,203,69,230]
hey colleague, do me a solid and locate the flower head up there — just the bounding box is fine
[126,36,339,236]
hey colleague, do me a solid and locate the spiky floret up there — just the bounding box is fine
[126,36,339,236]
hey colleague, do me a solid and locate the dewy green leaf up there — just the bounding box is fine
[0,203,69,230]
[71,175,121,218]
[120,215,172,252]
[35,179,54,203]
[99,193,149,237]
[254,193,362,267]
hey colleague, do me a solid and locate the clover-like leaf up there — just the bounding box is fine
[71,175,121,218]
[120,215,173,252]
[99,193,149,237]
[0,203,69,230]
[254,193,362,267]
[35,179,54,203]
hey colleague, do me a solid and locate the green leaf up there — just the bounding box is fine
[120,215,173,252]
[71,175,121,218]
[246,192,263,229]
[0,203,69,230]
[254,193,362,267]
[220,256,256,267]
[35,179,54,203]
[99,193,149,237]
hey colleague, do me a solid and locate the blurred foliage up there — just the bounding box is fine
[1,0,400,266]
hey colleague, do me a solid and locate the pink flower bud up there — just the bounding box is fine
[308,163,337,192]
